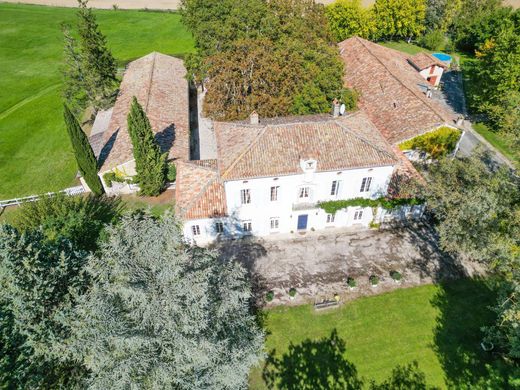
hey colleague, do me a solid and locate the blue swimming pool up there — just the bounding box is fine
[432,53,452,63]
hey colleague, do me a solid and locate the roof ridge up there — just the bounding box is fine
[143,52,157,113]
[334,120,397,162]
[355,38,449,123]
[221,127,268,179]
[183,159,218,173]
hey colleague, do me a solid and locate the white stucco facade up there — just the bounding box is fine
[184,163,396,245]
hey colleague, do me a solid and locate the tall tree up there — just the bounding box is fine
[62,23,88,113]
[64,104,104,195]
[72,213,265,389]
[0,225,89,388]
[76,0,117,110]
[372,0,426,40]
[326,0,375,41]
[126,97,167,196]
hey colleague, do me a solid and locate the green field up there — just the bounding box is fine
[250,280,513,389]
[0,3,194,199]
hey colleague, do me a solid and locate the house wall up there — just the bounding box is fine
[184,164,395,244]
[419,65,444,87]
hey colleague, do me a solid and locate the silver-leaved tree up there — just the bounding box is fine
[73,213,265,389]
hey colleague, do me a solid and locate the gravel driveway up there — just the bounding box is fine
[216,223,483,306]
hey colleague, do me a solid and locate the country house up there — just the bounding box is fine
[89,37,461,244]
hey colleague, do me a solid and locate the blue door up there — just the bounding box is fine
[297,214,308,230]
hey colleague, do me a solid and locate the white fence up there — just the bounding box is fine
[0,186,86,209]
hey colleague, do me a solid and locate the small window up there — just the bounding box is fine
[326,214,335,223]
[191,225,201,236]
[354,210,364,221]
[243,221,252,232]
[215,222,224,234]
[270,218,280,230]
[299,187,310,199]
[330,180,341,196]
[360,177,373,193]
[270,186,279,202]
[241,189,251,204]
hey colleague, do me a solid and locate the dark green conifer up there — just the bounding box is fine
[63,104,104,195]
[127,97,167,196]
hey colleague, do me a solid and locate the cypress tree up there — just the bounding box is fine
[63,104,104,195]
[61,23,88,114]
[127,97,167,196]
[77,0,117,109]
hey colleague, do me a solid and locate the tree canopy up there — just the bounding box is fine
[372,0,426,40]
[326,0,375,41]
[181,0,356,121]
[72,213,265,389]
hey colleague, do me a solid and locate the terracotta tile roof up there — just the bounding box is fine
[99,52,189,172]
[338,37,457,144]
[408,52,447,71]
[214,112,398,181]
[175,160,227,220]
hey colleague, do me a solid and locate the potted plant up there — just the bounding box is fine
[481,340,494,352]
[369,275,379,287]
[390,271,402,284]
[289,288,297,300]
[347,277,357,290]
[265,291,274,303]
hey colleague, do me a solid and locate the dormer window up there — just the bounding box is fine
[300,159,317,173]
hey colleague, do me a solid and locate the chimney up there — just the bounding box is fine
[332,99,340,118]
[250,111,259,125]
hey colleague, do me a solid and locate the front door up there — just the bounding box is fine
[297,214,308,230]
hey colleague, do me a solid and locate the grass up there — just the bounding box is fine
[380,40,429,55]
[0,3,194,199]
[250,280,513,389]
[472,123,520,166]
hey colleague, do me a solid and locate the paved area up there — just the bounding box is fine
[216,223,484,306]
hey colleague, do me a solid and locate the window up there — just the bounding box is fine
[191,225,201,236]
[354,210,364,221]
[270,186,279,202]
[270,218,280,230]
[240,189,251,204]
[298,187,310,199]
[360,177,373,193]
[330,180,341,196]
[215,222,224,234]
[326,214,335,223]
[243,221,252,232]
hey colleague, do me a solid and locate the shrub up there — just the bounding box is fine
[419,30,446,51]
[399,126,462,159]
[14,193,124,252]
[265,291,274,302]
[289,288,297,297]
[369,275,379,286]
[167,163,177,182]
[102,170,127,188]
[390,271,402,281]
[347,277,357,288]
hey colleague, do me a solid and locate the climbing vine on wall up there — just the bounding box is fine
[318,197,424,215]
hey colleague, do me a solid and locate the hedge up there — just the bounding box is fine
[318,197,424,215]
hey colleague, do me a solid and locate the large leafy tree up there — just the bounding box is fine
[72,213,264,389]
[64,103,104,195]
[126,97,167,196]
[372,0,426,40]
[422,154,520,360]
[182,0,355,121]
[474,24,520,139]
[326,0,375,41]
[0,226,89,389]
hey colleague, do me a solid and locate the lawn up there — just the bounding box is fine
[0,3,194,199]
[380,40,429,55]
[250,280,513,389]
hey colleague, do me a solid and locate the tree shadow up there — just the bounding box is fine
[262,329,363,390]
[155,123,175,155]
[430,278,513,388]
